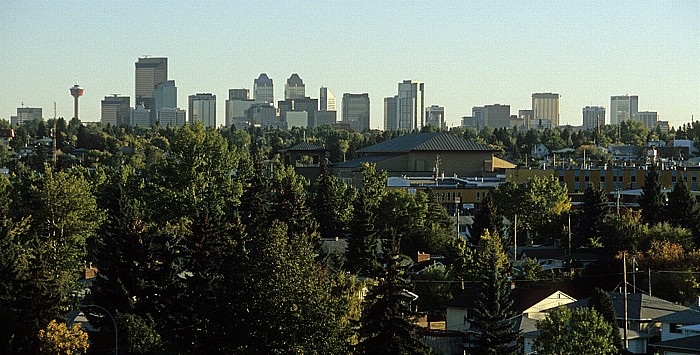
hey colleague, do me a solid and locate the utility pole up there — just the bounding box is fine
[648,268,652,296]
[616,188,621,215]
[567,214,572,256]
[514,214,518,262]
[623,251,629,351]
[53,101,57,168]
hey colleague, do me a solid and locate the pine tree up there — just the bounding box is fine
[346,163,387,276]
[357,240,432,355]
[665,173,700,242]
[638,163,665,225]
[470,230,521,355]
[313,158,352,241]
[575,185,610,248]
[470,193,503,247]
[587,288,622,352]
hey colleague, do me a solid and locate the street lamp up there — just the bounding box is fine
[80,304,118,355]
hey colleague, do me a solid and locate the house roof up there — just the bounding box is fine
[654,308,700,324]
[280,141,325,152]
[448,287,575,315]
[357,133,494,154]
[650,334,700,352]
[565,292,687,321]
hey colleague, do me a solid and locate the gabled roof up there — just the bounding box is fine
[565,292,687,321]
[654,308,700,324]
[651,334,700,352]
[357,133,494,154]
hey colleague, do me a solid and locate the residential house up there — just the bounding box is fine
[530,143,549,159]
[446,287,577,354]
[565,292,688,354]
[649,308,700,354]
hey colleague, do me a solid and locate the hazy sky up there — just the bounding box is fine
[1,1,698,129]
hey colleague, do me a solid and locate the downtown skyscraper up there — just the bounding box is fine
[135,57,168,113]
[341,93,370,131]
[532,92,560,127]
[254,73,274,103]
[384,80,424,131]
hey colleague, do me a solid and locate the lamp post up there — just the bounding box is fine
[80,304,118,355]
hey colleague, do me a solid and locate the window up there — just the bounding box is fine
[631,176,636,183]
[585,176,590,182]
[670,323,683,334]
[600,176,606,182]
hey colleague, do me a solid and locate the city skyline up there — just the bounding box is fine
[1,1,698,129]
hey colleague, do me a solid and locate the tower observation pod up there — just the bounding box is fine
[70,84,84,120]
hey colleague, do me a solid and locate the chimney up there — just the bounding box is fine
[417,251,430,263]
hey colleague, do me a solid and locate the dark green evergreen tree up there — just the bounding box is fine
[313,157,352,241]
[470,230,521,355]
[587,288,622,352]
[638,163,665,225]
[575,185,610,248]
[346,163,387,276]
[357,239,432,355]
[470,193,503,247]
[665,173,700,243]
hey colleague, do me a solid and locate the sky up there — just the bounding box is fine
[1,1,698,130]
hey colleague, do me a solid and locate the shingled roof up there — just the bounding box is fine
[357,133,494,154]
[281,142,325,152]
[565,292,687,321]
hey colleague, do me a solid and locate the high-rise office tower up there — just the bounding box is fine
[131,105,151,127]
[69,84,84,120]
[229,88,250,100]
[582,106,605,132]
[637,111,658,129]
[397,80,425,130]
[610,95,639,125]
[154,80,177,112]
[278,97,318,127]
[225,88,257,127]
[425,105,445,129]
[158,108,186,127]
[254,73,274,103]
[342,93,370,131]
[135,57,168,113]
[101,95,130,126]
[518,109,534,129]
[284,74,305,100]
[15,107,42,125]
[320,87,336,111]
[384,96,399,131]
[483,104,510,128]
[188,93,217,128]
[532,93,560,127]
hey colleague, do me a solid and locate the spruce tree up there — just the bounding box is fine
[346,163,387,276]
[357,240,432,355]
[638,163,665,225]
[470,193,503,247]
[587,288,622,352]
[665,173,700,242]
[313,156,352,241]
[575,185,610,248]
[470,230,521,355]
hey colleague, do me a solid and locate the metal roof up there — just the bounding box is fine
[357,133,494,154]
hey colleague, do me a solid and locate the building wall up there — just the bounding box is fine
[506,167,700,194]
[583,106,606,131]
[342,93,370,131]
[611,95,639,125]
[384,96,399,131]
[135,57,167,110]
[398,80,424,130]
[407,151,493,178]
[188,94,217,127]
[532,93,560,126]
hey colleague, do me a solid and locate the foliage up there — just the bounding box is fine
[492,176,570,245]
[313,158,353,241]
[534,306,617,355]
[116,313,162,354]
[638,163,665,225]
[37,319,90,355]
[412,265,453,324]
[587,288,622,352]
[469,193,503,247]
[346,163,387,276]
[665,173,700,241]
[357,241,433,355]
[574,185,610,249]
[470,230,520,354]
